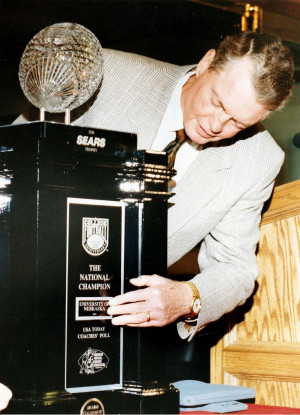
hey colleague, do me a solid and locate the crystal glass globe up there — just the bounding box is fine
[18,22,103,113]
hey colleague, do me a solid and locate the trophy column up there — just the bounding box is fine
[0,122,179,414]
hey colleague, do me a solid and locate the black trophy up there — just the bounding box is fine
[0,23,179,414]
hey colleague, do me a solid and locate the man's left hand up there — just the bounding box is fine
[107,275,192,327]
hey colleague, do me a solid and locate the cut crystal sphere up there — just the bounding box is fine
[18,22,103,113]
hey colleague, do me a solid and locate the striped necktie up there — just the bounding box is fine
[163,129,187,169]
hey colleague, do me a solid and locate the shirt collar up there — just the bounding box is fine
[159,70,196,133]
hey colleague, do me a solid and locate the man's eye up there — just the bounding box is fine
[230,119,244,129]
[235,123,244,129]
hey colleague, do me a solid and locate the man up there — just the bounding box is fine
[17,32,294,340]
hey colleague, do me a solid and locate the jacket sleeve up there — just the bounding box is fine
[177,146,284,341]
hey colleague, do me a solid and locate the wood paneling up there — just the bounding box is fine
[211,179,300,408]
[261,180,300,225]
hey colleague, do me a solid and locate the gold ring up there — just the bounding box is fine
[146,311,151,322]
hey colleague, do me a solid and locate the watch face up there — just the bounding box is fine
[193,298,201,314]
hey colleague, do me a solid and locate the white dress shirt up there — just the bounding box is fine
[151,71,202,187]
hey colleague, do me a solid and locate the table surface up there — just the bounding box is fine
[181,403,300,414]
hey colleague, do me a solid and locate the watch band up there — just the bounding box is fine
[183,281,202,320]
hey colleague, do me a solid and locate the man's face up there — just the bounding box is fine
[181,51,269,145]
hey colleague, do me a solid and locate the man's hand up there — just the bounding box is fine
[0,383,12,411]
[107,275,193,327]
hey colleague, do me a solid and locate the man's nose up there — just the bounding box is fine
[210,113,230,134]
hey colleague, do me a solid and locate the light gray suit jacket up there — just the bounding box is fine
[17,49,284,340]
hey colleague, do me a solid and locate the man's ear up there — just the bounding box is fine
[196,49,216,77]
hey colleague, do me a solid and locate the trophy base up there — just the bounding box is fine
[118,381,180,414]
[5,382,179,414]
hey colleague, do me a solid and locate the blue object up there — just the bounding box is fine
[172,380,255,412]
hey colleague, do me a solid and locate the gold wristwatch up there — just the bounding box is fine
[183,281,202,320]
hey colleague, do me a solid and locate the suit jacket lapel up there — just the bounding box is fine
[168,145,233,239]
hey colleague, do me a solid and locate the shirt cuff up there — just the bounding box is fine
[177,320,199,341]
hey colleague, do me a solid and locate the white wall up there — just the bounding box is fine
[262,82,300,186]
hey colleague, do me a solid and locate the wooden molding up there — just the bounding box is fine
[223,342,300,381]
[261,179,300,225]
